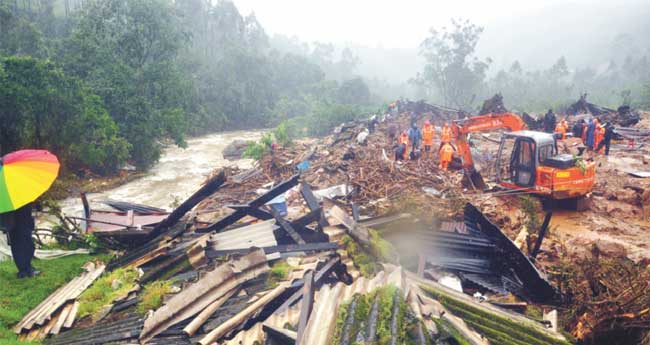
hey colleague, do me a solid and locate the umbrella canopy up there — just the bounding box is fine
[0,150,60,214]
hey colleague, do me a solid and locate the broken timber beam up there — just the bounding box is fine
[531,212,552,260]
[328,205,370,246]
[296,270,314,345]
[205,242,339,259]
[153,170,227,237]
[227,205,273,220]
[270,207,306,245]
[300,183,329,229]
[274,256,343,314]
[200,174,300,233]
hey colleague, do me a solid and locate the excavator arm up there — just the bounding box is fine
[450,112,528,189]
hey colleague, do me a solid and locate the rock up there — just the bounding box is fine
[222,139,253,160]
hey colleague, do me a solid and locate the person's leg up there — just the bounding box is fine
[605,140,610,156]
[8,225,32,274]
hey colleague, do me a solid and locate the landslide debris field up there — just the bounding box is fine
[15,100,650,345]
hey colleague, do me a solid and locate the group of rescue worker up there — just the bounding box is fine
[394,120,455,171]
[553,115,615,155]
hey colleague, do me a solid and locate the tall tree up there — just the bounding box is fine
[417,19,491,109]
[62,0,189,168]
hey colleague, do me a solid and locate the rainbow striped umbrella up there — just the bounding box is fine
[0,150,60,214]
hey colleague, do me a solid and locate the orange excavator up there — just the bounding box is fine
[450,112,596,204]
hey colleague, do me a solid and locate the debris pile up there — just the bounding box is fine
[479,93,509,115]
[567,93,641,126]
[14,104,650,345]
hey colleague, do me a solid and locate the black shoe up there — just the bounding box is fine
[17,268,41,279]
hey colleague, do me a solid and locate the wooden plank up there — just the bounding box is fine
[300,183,329,229]
[296,271,314,345]
[328,205,370,245]
[63,301,79,328]
[290,209,322,229]
[201,175,300,233]
[183,289,237,336]
[14,281,69,332]
[227,205,273,220]
[154,170,226,236]
[199,283,289,345]
[206,242,339,259]
[50,302,73,335]
[32,264,105,327]
[40,311,59,337]
[126,210,134,227]
[270,207,306,245]
[274,256,341,314]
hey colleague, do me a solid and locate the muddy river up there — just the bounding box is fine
[43,130,263,227]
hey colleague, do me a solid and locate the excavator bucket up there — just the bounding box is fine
[462,169,487,191]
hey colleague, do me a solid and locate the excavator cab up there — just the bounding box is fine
[495,131,595,201]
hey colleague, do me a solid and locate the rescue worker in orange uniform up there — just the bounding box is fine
[422,120,435,152]
[555,118,569,140]
[440,142,454,171]
[441,123,452,146]
[594,119,605,154]
[396,130,410,161]
[555,121,567,140]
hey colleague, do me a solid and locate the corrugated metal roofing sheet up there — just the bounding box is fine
[209,220,278,250]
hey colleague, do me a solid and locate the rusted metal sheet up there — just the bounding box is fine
[139,249,269,343]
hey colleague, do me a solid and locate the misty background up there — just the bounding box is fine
[1,0,649,176]
[238,0,650,106]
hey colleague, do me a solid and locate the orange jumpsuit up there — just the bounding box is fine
[441,125,452,144]
[555,122,566,140]
[594,124,605,154]
[440,143,454,171]
[422,124,435,151]
[398,133,410,160]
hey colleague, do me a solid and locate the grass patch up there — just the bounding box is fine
[421,285,570,345]
[265,261,293,288]
[369,228,399,263]
[342,235,381,277]
[137,280,173,315]
[0,254,108,345]
[77,267,139,321]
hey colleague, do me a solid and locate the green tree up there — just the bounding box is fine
[0,2,45,57]
[0,56,129,173]
[417,19,491,109]
[337,77,371,105]
[62,0,189,168]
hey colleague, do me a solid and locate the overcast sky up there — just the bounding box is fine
[231,0,649,82]
[232,0,598,49]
